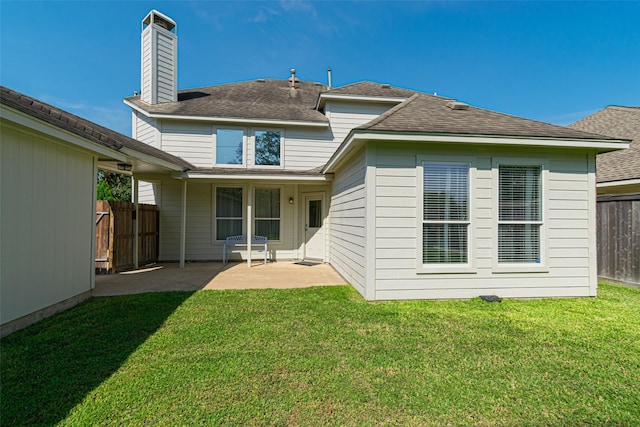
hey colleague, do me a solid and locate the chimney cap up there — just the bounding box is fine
[143,10,176,32]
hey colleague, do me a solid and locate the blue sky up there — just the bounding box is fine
[2,1,639,135]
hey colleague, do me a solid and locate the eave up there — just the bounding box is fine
[182,171,332,181]
[323,130,630,173]
[1,104,127,162]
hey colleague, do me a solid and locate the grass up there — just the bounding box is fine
[2,283,639,426]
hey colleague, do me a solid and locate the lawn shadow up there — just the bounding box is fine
[0,292,193,426]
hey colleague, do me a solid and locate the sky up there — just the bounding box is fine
[1,1,639,136]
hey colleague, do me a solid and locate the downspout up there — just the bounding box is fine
[247,183,252,267]
[179,180,187,268]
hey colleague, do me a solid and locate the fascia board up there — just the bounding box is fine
[323,131,629,173]
[119,147,186,172]
[184,172,332,181]
[123,99,328,128]
[1,105,127,162]
[597,178,640,188]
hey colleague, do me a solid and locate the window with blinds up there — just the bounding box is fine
[498,165,542,263]
[422,162,470,264]
[254,188,280,240]
[216,187,243,240]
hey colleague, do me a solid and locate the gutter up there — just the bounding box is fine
[322,130,630,173]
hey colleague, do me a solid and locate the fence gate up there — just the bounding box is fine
[596,193,640,286]
[95,201,159,273]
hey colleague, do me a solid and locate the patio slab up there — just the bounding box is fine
[93,261,346,296]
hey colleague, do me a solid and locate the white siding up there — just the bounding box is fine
[155,30,176,103]
[365,143,596,300]
[284,128,338,170]
[1,122,95,326]
[161,121,213,167]
[140,25,176,104]
[141,28,152,104]
[329,147,367,296]
[326,101,395,143]
[134,112,158,148]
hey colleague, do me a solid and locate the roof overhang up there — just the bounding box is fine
[182,171,332,181]
[124,99,329,128]
[316,93,407,110]
[597,178,640,195]
[323,130,630,173]
[1,104,127,162]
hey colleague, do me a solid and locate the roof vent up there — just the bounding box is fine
[256,79,265,83]
[446,101,469,110]
[381,84,391,89]
[288,68,300,88]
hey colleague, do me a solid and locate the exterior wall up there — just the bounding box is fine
[141,24,177,104]
[358,142,596,300]
[153,176,330,261]
[161,121,213,167]
[325,101,396,143]
[329,147,367,296]
[133,111,159,148]
[1,122,95,328]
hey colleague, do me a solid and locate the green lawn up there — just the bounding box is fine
[2,283,639,426]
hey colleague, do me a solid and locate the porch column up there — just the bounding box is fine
[179,180,187,268]
[246,183,252,267]
[133,177,139,269]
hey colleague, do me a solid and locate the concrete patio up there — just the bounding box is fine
[93,261,346,296]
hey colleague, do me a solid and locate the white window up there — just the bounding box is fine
[215,129,244,166]
[215,187,243,240]
[422,162,470,264]
[254,130,281,166]
[254,188,280,240]
[498,165,542,263]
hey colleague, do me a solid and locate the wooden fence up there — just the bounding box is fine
[96,201,159,273]
[596,193,640,286]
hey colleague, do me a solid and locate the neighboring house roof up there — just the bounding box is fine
[569,106,640,183]
[357,93,614,140]
[125,79,329,124]
[1,86,193,171]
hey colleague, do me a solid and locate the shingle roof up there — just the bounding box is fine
[357,93,615,140]
[1,86,193,170]
[324,81,419,98]
[569,106,640,183]
[125,79,329,123]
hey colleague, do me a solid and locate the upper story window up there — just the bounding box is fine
[216,129,244,166]
[254,130,281,166]
[422,162,470,264]
[498,165,542,263]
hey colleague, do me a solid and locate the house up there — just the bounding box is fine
[0,86,190,336]
[569,106,640,195]
[570,107,640,286]
[125,10,628,300]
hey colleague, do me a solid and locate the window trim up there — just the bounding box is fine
[251,128,284,169]
[214,127,246,168]
[213,185,246,243]
[492,157,550,273]
[416,155,476,274]
[253,185,283,242]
